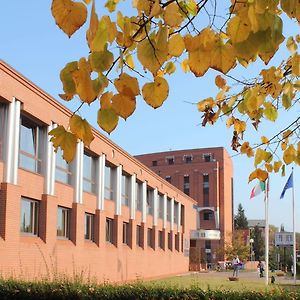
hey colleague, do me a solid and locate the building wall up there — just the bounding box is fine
[0,60,197,282]
[135,148,233,263]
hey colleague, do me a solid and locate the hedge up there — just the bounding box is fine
[0,279,298,299]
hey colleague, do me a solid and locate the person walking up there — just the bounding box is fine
[232,255,240,277]
[257,260,264,278]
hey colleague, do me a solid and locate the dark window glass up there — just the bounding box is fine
[152,160,157,166]
[190,240,196,247]
[204,212,214,220]
[166,157,174,165]
[181,204,184,226]
[84,213,94,241]
[136,225,142,247]
[19,117,43,173]
[205,240,211,249]
[57,206,70,239]
[147,228,153,248]
[83,152,96,193]
[55,148,72,184]
[175,233,180,251]
[165,176,171,183]
[184,155,192,163]
[20,197,39,235]
[203,154,212,162]
[183,175,190,195]
[203,174,209,206]
[123,222,130,245]
[159,231,164,249]
[106,218,113,243]
[168,232,172,250]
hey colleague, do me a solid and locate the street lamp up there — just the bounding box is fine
[249,238,254,261]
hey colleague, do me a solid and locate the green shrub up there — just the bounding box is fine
[0,279,299,300]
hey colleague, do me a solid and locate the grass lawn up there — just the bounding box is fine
[146,271,300,292]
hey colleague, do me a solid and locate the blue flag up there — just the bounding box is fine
[280,172,293,199]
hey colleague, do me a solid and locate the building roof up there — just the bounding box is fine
[248,219,266,228]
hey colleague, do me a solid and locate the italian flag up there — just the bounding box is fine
[250,181,266,199]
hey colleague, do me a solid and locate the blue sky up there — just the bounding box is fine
[1,1,299,232]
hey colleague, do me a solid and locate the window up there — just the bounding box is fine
[121,174,130,206]
[174,201,179,224]
[84,213,94,241]
[167,198,171,222]
[20,197,39,235]
[190,240,196,247]
[147,228,153,248]
[183,155,192,163]
[104,165,114,200]
[55,148,72,184]
[0,103,5,160]
[136,225,142,247]
[203,153,212,162]
[19,116,44,173]
[166,156,174,165]
[165,176,171,183]
[106,218,113,243]
[168,232,172,250]
[83,152,97,193]
[57,206,70,239]
[183,175,190,195]
[123,222,130,245]
[175,233,180,251]
[146,189,153,215]
[204,212,214,221]
[158,193,164,219]
[205,240,211,249]
[152,160,157,166]
[136,181,143,211]
[203,174,209,206]
[181,204,184,226]
[159,230,164,249]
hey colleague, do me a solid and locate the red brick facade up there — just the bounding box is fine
[0,60,197,282]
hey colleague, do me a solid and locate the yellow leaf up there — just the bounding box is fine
[49,125,77,162]
[89,48,114,72]
[86,0,98,50]
[291,54,300,76]
[168,34,185,57]
[228,96,237,107]
[286,36,298,53]
[164,62,176,74]
[281,141,287,151]
[163,2,184,27]
[227,16,251,43]
[273,161,282,173]
[263,103,278,122]
[91,17,108,52]
[248,168,268,182]
[116,16,133,48]
[197,97,215,112]
[97,107,119,133]
[181,59,190,73]
[51,0,87,38]
[226,116,235,128]
[142,76,169,108]
[111,93,136,119]
[240,142,254,157]
[233,119,246,134]
[105,0,119,12]
[265,163,273,172]
[215,75,226,89]
[70,115,94,146]
[283,130,293,139]
[124,54,135,69]
[254,148,266,167]
[114,73,140,98]
[149,0,162,17]
[60,61,78,97]
[100,91,113,109]
[261,136,269,144]
[188,48,211,77]
[283,145,296,164]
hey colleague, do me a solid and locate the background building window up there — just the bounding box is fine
[147,228,153,248]
[183,155,192,163]
[203,174,209,206]
[183,175,190,195]
[57,206,70,239]
[55,148,72,184]
[204,211,214,221]
[83,152,96,193]
[203,153,212,162]
[121,174,130,206]
[104,165,114,200]
[152,160,157,166]
[20,197,39,235]
[123,222,130,245]
[19,116,44,173]
[165,176,171,183]
[136,225,142,247]
[84,213,94,241]
[106,218,113,243]
[166,156,174,165]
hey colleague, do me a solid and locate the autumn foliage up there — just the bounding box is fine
[50,0,300,183]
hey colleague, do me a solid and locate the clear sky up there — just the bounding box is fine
[1,1,299,232]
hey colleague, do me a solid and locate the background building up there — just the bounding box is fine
[0,60,197,282]
[135,148,233,266]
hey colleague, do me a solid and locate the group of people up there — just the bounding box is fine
[232,256,264,278]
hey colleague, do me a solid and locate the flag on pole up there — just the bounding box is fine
[250,181,266,199]
[280,172,293,199]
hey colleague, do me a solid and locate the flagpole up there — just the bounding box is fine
[264,178,269,286]
[292,168,296,284]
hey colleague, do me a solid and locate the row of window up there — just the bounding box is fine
[0,107,185,222]
[152,153,214,167]
[20,197,181,251]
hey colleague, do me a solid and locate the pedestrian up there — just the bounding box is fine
[232,255,240,277]
[257,260,264,278]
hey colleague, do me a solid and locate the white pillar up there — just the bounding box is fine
[4,98,20,184]
[115,165,122,215]
[45,123,56,195]
[171,197,174,231]
[130,173,136,220]
[153,188,158,226]
[96,154,105,210]
[142,181,147,223]
[163,194,167,229]
[73,141,83,204]
[177,203,181,233]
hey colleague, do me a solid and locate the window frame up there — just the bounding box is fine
[57,206,70,239]
[159,230,164,249]
[123,222,130,245]
[20,197,39,236]
[136,225,142,248]
[55,148,72,184]
[121,173,130,206]
[147,228,153,248]
[104,165,114,200]
[83,151,97,194]
[106,217,114,244]
[84,213,95,241]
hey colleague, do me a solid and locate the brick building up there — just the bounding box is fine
[0,60,197,282]
[135,148,233,266]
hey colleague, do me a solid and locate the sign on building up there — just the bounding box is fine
[275,232,293,246]
[190,229,221,240]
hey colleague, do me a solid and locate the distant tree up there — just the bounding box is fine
[252,225,264,260]
[234,203,248,229]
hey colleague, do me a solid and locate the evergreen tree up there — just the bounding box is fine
[234,203,248,229]
[252,225,265,261]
